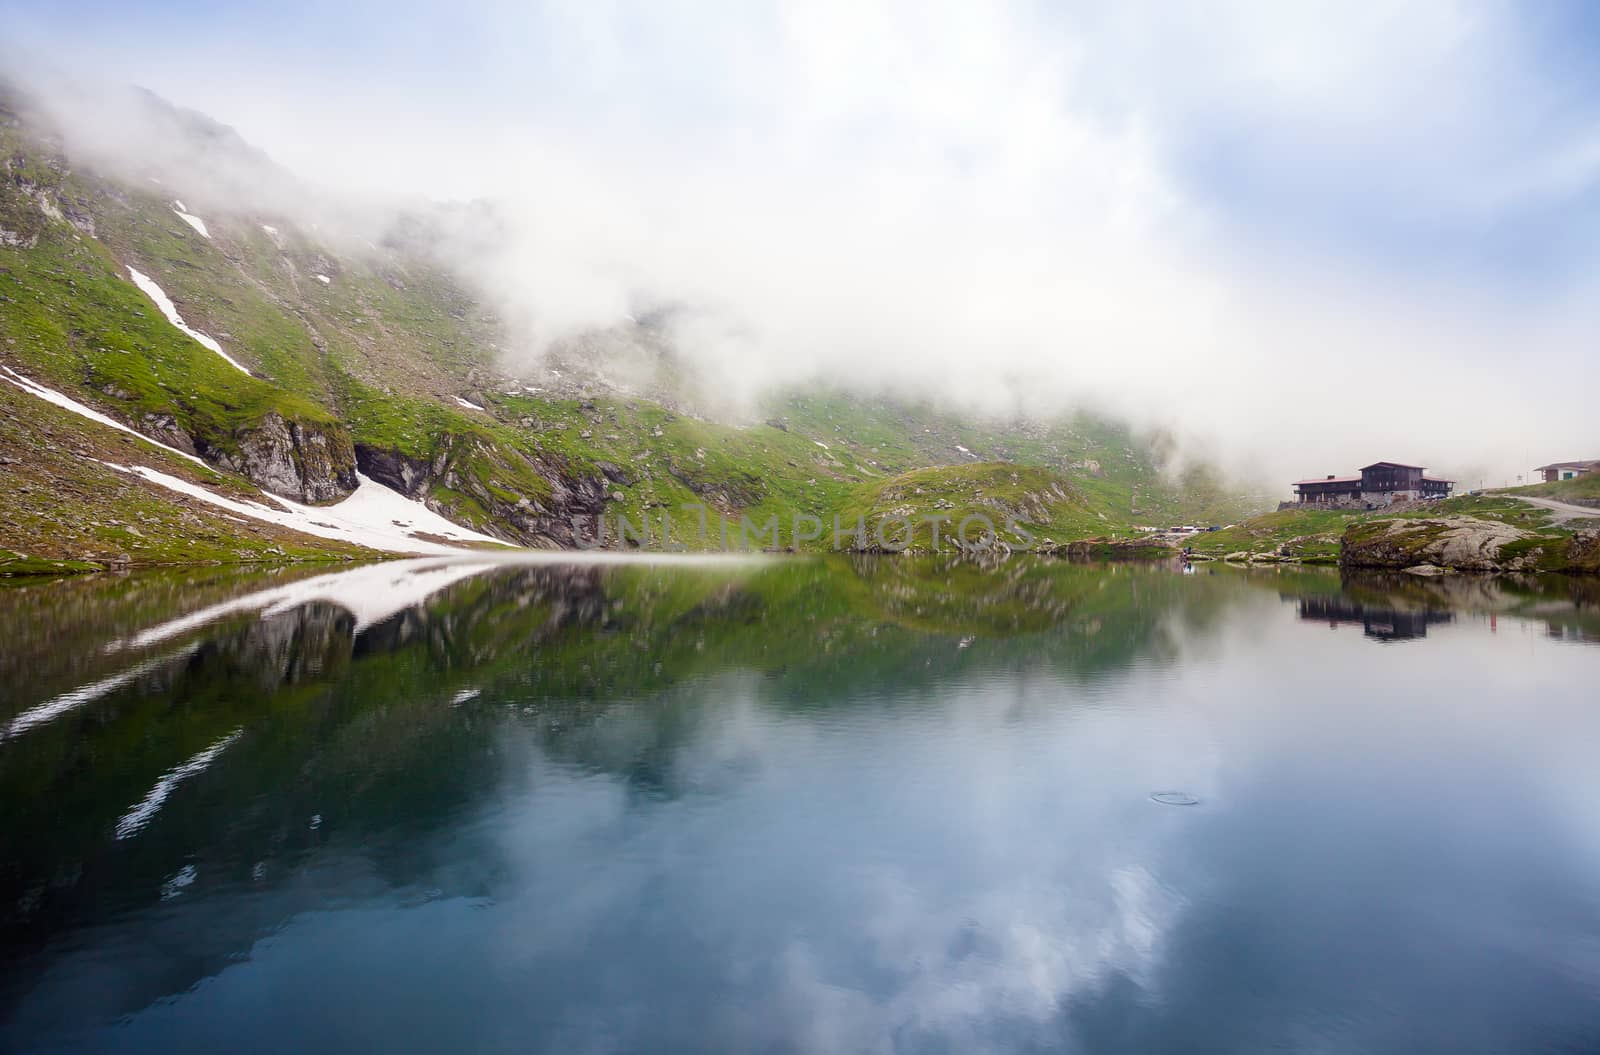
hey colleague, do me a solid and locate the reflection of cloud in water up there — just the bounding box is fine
[7,565,1600,1052]
[478,669,1218,1052]
[760,862,1177,1053]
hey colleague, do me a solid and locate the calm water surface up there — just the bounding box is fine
[1,556,1598,1054]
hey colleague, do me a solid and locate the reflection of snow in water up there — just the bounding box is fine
[10,552,764,747]
[111,552,768,653]
[160,864,198,900]
[5,562,498,743]
[116,729,243,839]
[111,559,502,652]
[1,643,200,742]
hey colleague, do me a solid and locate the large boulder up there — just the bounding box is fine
[1341,515,1564,572]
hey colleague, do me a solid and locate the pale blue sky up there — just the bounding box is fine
[8,0,1597,288]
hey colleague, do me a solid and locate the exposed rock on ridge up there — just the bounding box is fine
[355,441,609,548]
[203,414,358,503]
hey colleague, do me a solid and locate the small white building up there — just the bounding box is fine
[1535,460,1599,483]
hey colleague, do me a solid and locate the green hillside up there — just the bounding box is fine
[1503,474,1600,502]
[0,83,1264,571]
[832,463,1109,551]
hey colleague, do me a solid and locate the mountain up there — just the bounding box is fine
[0,81,1266,573]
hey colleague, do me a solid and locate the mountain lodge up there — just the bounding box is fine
[1292,461,1453,507]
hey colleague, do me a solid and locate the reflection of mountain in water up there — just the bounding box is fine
[1298,596,1454,642]
[2,558,1596,1039]
[0,556,1259,1022]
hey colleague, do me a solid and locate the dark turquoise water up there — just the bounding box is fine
[1,557,1597,1054]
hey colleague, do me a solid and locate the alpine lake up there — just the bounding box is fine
[2,555,1597,1054]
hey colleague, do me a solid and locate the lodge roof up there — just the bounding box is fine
[1293,471,1454,486]
[1360,461,1427,471]
[1535,460,1600,471]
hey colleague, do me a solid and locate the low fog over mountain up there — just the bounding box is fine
[6,0,1596,489]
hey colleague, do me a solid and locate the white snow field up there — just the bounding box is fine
[102,464,511,555]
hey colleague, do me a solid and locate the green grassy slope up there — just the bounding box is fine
[1501,474,1600,502]
[832,463,1109,551]
[0,221,340,449]
[0,380,369,572]
[0,86,1265,568]
[1190,507,1359,562]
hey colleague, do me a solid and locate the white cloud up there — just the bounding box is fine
[4,0,1596,485]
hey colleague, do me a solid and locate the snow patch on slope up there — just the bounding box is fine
[126,266,251,374]
[102,464,509,555]
[4,359,508,555]
[0,364,208,467]
[454,396,484,411]
[315,274,331,284]
[171,201,210,238]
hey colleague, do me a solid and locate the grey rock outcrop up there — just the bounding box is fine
[206,414,358,503]
[138,412,199,455]
[355,439,609,548]
[1342,516,1527,571]
[1337,515,1600,573]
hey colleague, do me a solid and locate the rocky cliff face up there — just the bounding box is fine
[355,440,609,548]
[203,414,358,503]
